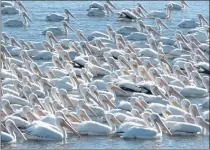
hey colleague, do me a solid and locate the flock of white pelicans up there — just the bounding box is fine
[1,0,210,144]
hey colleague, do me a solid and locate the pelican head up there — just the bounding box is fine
[33,104,46,116]
[155,17,168,30]
[184,113,195,124]
[105,113,121,131]
[61,21,75,34]
[189,104,200,119]
[77,30,88,41]
[76,108,91,121]
[22,12,33,26]
[31,74,41,84]
[107,24,114,33]
[104,3,114,15]
[168,96,181,108]
[148,67,161,79]
[98,94,116,109]
[197,13,209,26]
[77,100,97,117]
[46,31,58,45]
[2,32,10,43]
[29,93,45,110]
[166,4,173,19]
[136,3,148,13]
[22,106,40,122]
[181,99,191,112]
[150,113,172,135]
[130,97,145,113]
[58,88,74,109]
[30,62,42,76]
[56,116,80,139]
[64,9,77,19]
[10,37,21,47]
[2,99,15,115]
[42,40,56,52]
[131,109,142,118]
[52,55,64,69]
[194,116,209,132]
[5,119,27,141]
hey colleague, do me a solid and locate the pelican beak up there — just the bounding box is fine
[61,119,81,137]
[36,99,46,110]
[24,13,33,23]
[124,69,130,75]
[106,5,114,15]
[6,104,14,114]
[79,32,88,42]
[111,84,128,94]
[158,19,168,29]
[111,117,121,126]
[199,14,209,26]
[139,5,148,13]
[67,10,77,19]
[156,117,172,136]
[165,109,172,116]
[11,122,27,141]
[65,113,81,123]
[34,66,42,76]
[171,101,181,108]
[1,45,12,58]
[107,0,116,9]
[86,92,103,107]
[148,27,161,36]
[49,70,56,78]
[84,72,91,82]
[83,103,97,117]
[64,53,72,62]
[135,101,143,108]
[18,1,28,13]
[50,34,59,44]
[94,90,99,97]
[182,0,190,7]
[104,98,116,108]
[81,111,91,121]
[63,94,75,108]
[64,23,75,32]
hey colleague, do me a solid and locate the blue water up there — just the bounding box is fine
[1,1,209,149]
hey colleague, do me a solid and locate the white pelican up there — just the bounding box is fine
[178,14,209,28]
[1,0,27,14]
[4,12,33,27]
[117,9,138,21]
[122,113,172,139]
[1,119,27,143]
[46,9,76,21]
[87,3,113,17]
[167,0,189,10]
[42,21,74,36]
[146,4,173,19]
[71,109,112,135]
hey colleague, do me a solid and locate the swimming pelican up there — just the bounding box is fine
[146,4,173,19]
[46,9,76,21]
[1,119,27,143]
[166,0,189,10]
[178,14,209,28]
[122,113,172,139]
[4,12,33,27]
[42,21,74,36]
[87,3,113,17]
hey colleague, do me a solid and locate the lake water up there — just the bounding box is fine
[1,1,209,149]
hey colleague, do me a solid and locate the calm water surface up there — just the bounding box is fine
[1,1,209,149]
